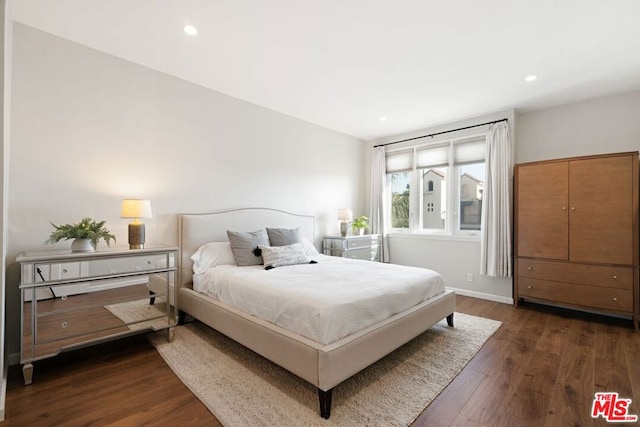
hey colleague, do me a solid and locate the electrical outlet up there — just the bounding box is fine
[467,273,473,282]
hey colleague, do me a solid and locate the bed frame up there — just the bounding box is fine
[178,208,456,418]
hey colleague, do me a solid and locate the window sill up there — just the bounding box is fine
[386,232,481,243]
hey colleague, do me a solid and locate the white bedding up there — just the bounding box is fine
[193,254,445,345]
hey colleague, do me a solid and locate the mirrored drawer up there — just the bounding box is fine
[32,253,173,284]
[346,237,379,249]
[25,280,166,317]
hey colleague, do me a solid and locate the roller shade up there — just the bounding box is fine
[417,144,449,168]
[386,149,413,173]
[454,137,486,164]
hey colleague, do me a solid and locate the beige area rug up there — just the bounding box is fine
[148,313,501,426]
[104,298,171,331]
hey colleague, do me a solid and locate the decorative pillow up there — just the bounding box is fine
[226,229,269,266]
[266,227,300,246]
[259,243,308,269]
[300,236,320,256]
[190,242,236,274]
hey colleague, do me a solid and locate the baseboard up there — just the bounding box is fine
[448,287,514,305]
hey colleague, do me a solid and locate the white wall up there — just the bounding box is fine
[517,90,640,163]
[5,24,365,358]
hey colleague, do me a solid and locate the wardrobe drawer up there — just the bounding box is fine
[517,259,632,290]
[518,277,633,313]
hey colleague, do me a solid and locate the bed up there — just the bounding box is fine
[178,208,456,419]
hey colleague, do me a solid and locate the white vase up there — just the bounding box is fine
[71,238,95,252]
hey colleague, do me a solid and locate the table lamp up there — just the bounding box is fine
[337,208,352,237]
[121,199,153,249]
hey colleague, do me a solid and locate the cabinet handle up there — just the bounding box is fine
[61,321,68,328]
[613,297,618,302]
[613,275,617,279]
[62,269,68,273]
[527,285,532,289]
[562,206,567,210]
[61,295,67,301]
[571,206,575,211]
[527,266,533,270]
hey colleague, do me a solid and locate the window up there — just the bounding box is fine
[459,163,485,231]
[420,167,447,230]
[386,135,486,235]
[390,172,410,228]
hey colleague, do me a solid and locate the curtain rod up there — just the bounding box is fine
[373,118,508,148]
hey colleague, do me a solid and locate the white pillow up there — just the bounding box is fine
[300,237,320,256]
[259,243,308,269]
[190,242,236,274]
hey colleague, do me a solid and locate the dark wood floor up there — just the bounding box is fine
[4,295,640,426]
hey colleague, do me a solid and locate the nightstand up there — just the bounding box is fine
[323,235,381,261]
[17,246,178,385]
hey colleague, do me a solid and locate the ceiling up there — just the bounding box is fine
[10,0,640,140]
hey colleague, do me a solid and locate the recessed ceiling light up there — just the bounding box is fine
[184,25,198,36]
[379,116,387,122]
[524,75,538,82]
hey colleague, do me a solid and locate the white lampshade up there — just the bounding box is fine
[121,199,153,219]
[337,209,353,222]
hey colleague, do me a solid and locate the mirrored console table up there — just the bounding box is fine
[17,246,178,385]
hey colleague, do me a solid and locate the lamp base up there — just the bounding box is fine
[128,222,145,250]
[340,222,348,237]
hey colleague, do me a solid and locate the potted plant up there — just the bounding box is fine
[351,215,370,236]
[45,217,116,252]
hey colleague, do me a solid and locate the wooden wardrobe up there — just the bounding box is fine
[514,152,639,329]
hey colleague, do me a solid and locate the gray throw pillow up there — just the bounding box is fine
[266,227,300,246]
[226,229,269,266]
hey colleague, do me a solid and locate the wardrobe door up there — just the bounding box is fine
[516,161,569,260]
[569,155,634,265]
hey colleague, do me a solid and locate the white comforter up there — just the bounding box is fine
[193,255,445,345]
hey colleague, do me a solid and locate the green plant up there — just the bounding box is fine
[351,215,370,233]
[45,217,116,248]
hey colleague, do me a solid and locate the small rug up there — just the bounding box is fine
[105,298,170,331]
[148,312,500,426]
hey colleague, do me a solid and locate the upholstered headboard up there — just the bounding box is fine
[179,208,315,287]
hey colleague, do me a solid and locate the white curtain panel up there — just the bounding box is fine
[370,146,390,262]
[480,122,512,277]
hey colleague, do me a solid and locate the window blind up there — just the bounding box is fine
[386,149,413,173]
[417,144,449,168]
[454,137,486,164]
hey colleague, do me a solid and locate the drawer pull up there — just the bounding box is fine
[613,297,618,302]
[527,267,532,271]
[571,206,575,211]
[61,321,68,329]
[562,206,567,210]
[527,285,532,289]
[62,269,68,273]
[613,275,617,279]
[61,295,67,301]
